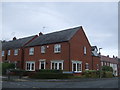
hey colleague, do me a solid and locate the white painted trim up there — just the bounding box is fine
[50,60,64,70]
[39,60,46,69]
[72,60,82,72]
[26,61,35,71]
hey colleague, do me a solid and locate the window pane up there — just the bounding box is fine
[41,46,45,53]
[59,63,62,70]
[29,48,34,55]
[84,46,86,54]
[41,61,45,69]
[52,63,54,69]
[55,63,57,69]
[73,63,76,71]
[31,63,34,70]
[2,51,4,56]
[77,63,81,71]
[8,50,10,55]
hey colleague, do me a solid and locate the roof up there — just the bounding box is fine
[26,26,82,47]
[101,55,118,64]
[2,35,37,50]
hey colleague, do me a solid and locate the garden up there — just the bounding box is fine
[1,62,114,79]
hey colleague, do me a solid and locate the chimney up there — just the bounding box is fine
[13,37,16,40]
[39,32,43,36]
[113,55,115,58]
[107,55,109,57]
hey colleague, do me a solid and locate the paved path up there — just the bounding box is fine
[2,77,119,88]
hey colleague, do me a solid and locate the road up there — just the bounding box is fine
[2,78,119,88]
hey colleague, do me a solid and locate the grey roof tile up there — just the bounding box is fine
[2,35,37,50]
[26,26,81,47]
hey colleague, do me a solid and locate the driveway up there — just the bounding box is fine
[2,77,119,88]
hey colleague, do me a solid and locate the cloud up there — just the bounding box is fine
[1,2,118,56]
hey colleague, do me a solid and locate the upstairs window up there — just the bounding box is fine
[14,49,18,55]
[54,44,61,53]
[29,48,34,55]
[2,51,4,56]
[41,46,46,53]
[8,50,10,55]
[84,46,87,55]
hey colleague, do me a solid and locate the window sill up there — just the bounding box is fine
[73,71,82,73]
[54,52,61,54]
[26,70,35,71]
[29,54,34,56]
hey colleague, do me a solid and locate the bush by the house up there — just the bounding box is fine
[101,71,113,78]
[29,72,73,79]
[2,62,15,75]
[36,69,63,74]
[101,66,113,72]
[82,70,100,78]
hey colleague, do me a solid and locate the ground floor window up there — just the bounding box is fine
[72,60,82,72]
[85,63,89,70]
[39,60,46,69]
[26,61,35,71]
[51,60,64,70]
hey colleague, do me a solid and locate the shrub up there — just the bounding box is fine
[101,66,113,72]
[2,63,15,75]
[82,70,100,78]
[101,71,113,78]
[36,69,63,74]
[29,72,73,79]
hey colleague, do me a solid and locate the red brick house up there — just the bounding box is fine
[24,26,100,73]
[91,46,101,70]
[2,35,38,69]
[101,55,119,76]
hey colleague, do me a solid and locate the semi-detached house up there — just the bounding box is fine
[24,26,100,73]
[2,35,38,69]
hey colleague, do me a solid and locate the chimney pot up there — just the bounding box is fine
[113,55,115,58]
[13,37,16,40]
[107,55,109,57]
[39,32,43,36]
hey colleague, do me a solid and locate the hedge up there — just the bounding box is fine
[82,70,100,78]
[29,72,73,79]
[36,69,63,74]
[101,71,113,78]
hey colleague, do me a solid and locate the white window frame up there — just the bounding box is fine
[26,61,35,71]
[84,46,87,55]
[41,46,46,53]
[2,51,5,56]
[8,50,10,55]
[14,49,18,55]
[39,59,46,69]
[101,62,103,66]
[85,63,89,70]
[29,48,34,55]
[104,62,107,66]
[54,44,61,53]
[51,60,64,70]
[72,60,82,72]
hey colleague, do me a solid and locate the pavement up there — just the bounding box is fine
[1,76,119,88]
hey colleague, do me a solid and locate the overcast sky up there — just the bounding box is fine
[1,2,118,57]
